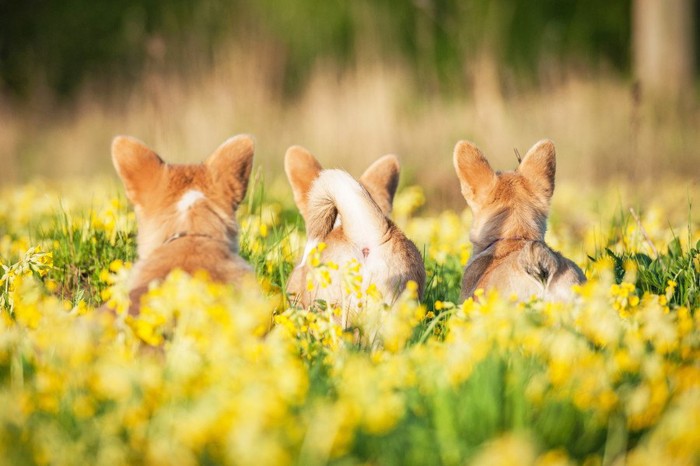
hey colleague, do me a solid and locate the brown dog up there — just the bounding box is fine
[284,146,425,323]
[111,135,255,315]
[453,139,585,302]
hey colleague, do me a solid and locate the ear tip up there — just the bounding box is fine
[111,135,139,153]
[454,139,477,148]
[534,139,556,154]
[376,154,401,172]
[284,145,320,172]
[112,135,129,146]
[453,140,480,156]
[223,134,255,154]
[237,133,256,147]
[284,145,307,159]
[111,136,152,165]
[386,153,400,167]
[284,146,300,171]
[453,140,483,168]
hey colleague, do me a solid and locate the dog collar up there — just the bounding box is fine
[483,237,534,251]
[163,231,227,245]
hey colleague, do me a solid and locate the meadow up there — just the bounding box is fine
[0,171,698,465]
[2,2,699,463]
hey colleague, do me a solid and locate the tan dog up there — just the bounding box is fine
[453,139,585,302]
[284,146,425,322]
[111,135,255,315]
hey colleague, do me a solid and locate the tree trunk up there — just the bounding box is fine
[633,0,695,103]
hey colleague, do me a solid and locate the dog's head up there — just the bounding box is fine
[453,139,556,251]
[284,145,399,226]
[112,135,254,258]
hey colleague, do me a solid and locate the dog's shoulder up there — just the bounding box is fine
[461,240,521,300]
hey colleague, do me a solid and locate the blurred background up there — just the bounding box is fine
[0,0,698,208]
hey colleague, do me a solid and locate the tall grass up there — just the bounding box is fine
[1,45,698,207]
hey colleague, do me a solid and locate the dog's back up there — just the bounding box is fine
[111,135,255,314]
[284,146,425,317]
[453,139,585,301]
[461,239,586,301]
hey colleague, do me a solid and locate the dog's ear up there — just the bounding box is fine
[284,145,323,221]
[453,141,496,207]
[360,154,399,216]
[111,136,165,206]
[518,139,556,201]
[206,134,255,207]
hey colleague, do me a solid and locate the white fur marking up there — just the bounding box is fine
[177,190,205,213]
[298,237,320,268]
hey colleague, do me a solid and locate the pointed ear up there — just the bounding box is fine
[206,134,255,207]
[284,145,322,220]
[453,140,496,207]
[517,139,556,201]
[111,136,165,206]
[359,154,399,216]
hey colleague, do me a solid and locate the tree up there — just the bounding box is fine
[633,0,696,103]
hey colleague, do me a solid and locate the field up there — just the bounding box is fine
[2,2,699,463]
[0,173,699,466]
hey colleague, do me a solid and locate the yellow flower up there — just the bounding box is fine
[392,185,425,219]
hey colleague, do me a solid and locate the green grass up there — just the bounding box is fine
[0,179,699,465]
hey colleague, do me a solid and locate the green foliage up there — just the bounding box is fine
[1,0,634,99]
[423,256,463,310]
[594,207,700,310]
[0,0,233,97]
[601,238,700,310]
[41,209,136,307]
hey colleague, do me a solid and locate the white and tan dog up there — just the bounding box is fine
[453,139,585,302]
[284,146,425,322]
[111,135,255,315]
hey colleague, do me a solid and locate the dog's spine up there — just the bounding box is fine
[306,169,389,247]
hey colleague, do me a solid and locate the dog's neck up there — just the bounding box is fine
[470,206,547,257]
[477,237,536,256]
[136,201,238,259]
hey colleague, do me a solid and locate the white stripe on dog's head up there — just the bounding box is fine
[177,189,206,213]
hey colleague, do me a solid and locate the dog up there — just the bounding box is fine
[453,139,585,302]
[111,134,255,315]
[284,146,425,324]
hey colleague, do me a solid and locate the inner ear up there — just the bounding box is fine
[111,135,165,206]
[517,139,556,201]
[284,145,323,221]
[205,134,255,207]
[359,154,399,216]
[453,140,496,206]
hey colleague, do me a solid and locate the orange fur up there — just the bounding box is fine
[111,134,255,315]
[285,146,425,324]
[454,139,585,301]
